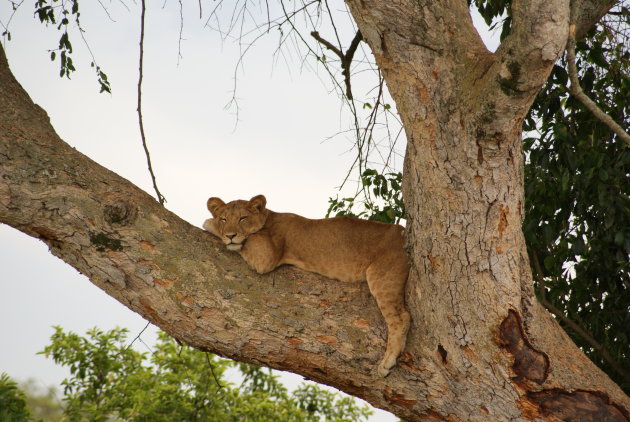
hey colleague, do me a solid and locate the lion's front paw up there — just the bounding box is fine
[202,218,216,233]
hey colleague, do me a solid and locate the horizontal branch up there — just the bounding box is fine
[0,43,422,420]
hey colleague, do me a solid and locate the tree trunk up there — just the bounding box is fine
[344,0,629,420]
[0,1,628,420]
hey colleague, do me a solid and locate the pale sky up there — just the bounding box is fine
[0,1,499,420]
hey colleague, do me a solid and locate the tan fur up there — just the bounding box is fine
[203,195,410,377]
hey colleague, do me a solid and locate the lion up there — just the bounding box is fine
[203,194,410,377]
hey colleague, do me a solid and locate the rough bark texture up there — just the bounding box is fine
[1,0,629,420]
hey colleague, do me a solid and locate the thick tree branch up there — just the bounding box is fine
[566,24,630,146]
[470,0,569,137]
[2,2,630,417]
[571,0,618,39]
[0,42,426,422]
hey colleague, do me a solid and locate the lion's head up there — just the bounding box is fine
[205,195,268,251]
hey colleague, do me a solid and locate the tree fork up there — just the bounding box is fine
[344,0,629,419]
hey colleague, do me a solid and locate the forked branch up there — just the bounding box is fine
[311,29,362,100]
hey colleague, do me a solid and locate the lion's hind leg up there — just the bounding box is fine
[366,256,410,377]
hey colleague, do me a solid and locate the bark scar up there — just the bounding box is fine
[499,310,550,384]
[437,344,447,364]
[90,232,123,252]
[528,389,630,422]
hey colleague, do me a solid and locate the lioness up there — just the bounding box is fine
[203,195,410,377]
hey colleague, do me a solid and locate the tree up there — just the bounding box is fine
[19,379,64,422]
[0,1,628,422]
[0,373,35,422]
[37,326,371,421]
[328,1,630,396]
[523,9,630,393]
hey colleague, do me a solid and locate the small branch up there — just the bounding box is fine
[1,0,25,46]
[206,352,224,389]
[341,30,363,101]
[95,0,117,22]
[310,30,343,58]
[345,30,363,63]
[566,24,630,147]
[177,0,184,65]
[532,253,630,383]
[310,30,363,100]
[540,296,630,384]
[137,0,166,205]
[125,321,151,351]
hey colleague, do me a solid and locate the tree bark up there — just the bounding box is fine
[343,0,629,420]
[0,1,628,421]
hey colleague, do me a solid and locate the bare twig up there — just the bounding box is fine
[138,0,166,205]
[0,0,25,46]
[177,0,184,65]
[202,0,401,201]
[95,0,117,22]
[310,30,342,57]
[125,321,151,351]
[566,24,630,146]
[206,352,224,389]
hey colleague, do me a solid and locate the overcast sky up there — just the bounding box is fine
[0,1,499,419]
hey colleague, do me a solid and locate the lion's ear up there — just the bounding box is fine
[207,197,225,216]
[249,195,267,212]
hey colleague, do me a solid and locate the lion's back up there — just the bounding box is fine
[268,213,407,282]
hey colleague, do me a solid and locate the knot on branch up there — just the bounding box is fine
[104,200,138,226]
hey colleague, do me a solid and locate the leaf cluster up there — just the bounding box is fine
[327,169,404,224]
[523,6,629,391]
[0,373,36,422]
[33,0,110,93]
[38,326,372,421]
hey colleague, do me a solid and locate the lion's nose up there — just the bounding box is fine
[226,234,236,240]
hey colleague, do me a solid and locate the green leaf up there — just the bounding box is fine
[561,171,569,191]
